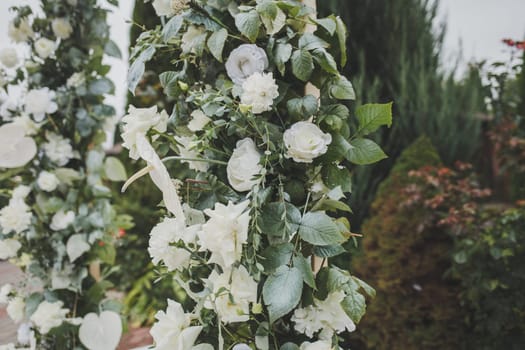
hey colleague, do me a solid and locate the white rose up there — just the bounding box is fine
[227,138,262,192]
[0,198,32,234]
[199,200,250,268]
[0,48,19,68]
[66,234,90,262]
[30,300,69,334]
[17,322,34,346]
[51,18,73,39]
[152,0,175,17]
[187,109,211,132]
[283,121,332,163]
[150,299,203,350]
[0,284,13,304]
[6,296,25,323]
[43,133,73,166]
[226,44,269,85]
[121,105,168,160]
[34,37,56,59]
[25,88,58,122]
[66,72,85,88]
[0,124,37,169]
[8,19,34,43]
[240,72,279,114]
[174,136,209,172]
[181,25,206,54]
[37,171,59,192]
[50,210,75,231]
[148,217,200,272]
[299,341,332,350]
[204,265,257,323]
[0,239,22,260]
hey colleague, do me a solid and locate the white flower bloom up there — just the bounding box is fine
[0,239,22,260]
[204,265,257,324]
[284,121,332,163]
[43,133,73,166]
[12,186,31,201]
[7,296,25,323]
[240,72,279,114]
[0,284,13,304]
[148,217,200,271]
[0,197,32,234]
[150,299,203,350]
[50,210,75,231]
[232,345,251,350]
[226,44,269,85]
[152,0,175,17]
[79,311,122,350]
[299,341,332,350]
[0,124,37,169]
[187,110,211,132]
[227,138,262,192]
[66,234,90,262]
[121,105,168,160]
[51,18,73,39]
[0,344,16,350]
[292,291,355,340]
[36,171,59,192]
[11,115,40,136]
[181,25,206,54]
[66,72,85,88]
[34,37,56,59]
[50,264,75,290]
[199,200,250,268]
[8,19,34,43]
[17,322,34,346]
[175,136,208,172]
[0,48,19,68]
[24,88,57,122]
[30,300,69,334]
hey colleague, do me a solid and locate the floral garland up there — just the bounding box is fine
[0,1,131,349]
[124,0,393,349]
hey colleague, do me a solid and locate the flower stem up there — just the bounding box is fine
[161,156,228,165]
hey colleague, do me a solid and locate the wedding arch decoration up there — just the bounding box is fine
[124,0,392,349]
[0,0,131,349]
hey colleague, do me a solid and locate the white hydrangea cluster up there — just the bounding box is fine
[42,132,74,166]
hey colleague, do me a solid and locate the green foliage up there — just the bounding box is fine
[351,137,465,349]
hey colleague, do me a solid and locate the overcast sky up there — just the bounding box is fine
[1,0,524,116]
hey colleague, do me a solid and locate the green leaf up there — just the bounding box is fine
[280,343,300,350]
[25,292,44,317]
[88,78,114,95]
[287,95,318,119]
[298,33,329,51]
[342,290,366,323]
[293,255,316,289]
[316,198,352,213]
[260,243,294,273]
[95,243,116,265]
[162,14,184,42]
[258,202,301,238]
[314,244,346,258]
[329,75,355,100]
[127,46,156,94]
[333,135,387,165]
[335,16,347,66]
[263,266,303,323]
[291,49,314,82]
[352,276,376,298]
[104,40,121,58]
[235,10,261,42]
[315,17,336,35]
[257,1,286,35]
[312,48,338,74]
[274,42,292,76]
[298,212,345,245]
[207,28,228,62]
[356,103,393,135]
[321,164,352,193]
[104,157,127,182]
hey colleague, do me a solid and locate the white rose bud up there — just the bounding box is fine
[50,210,75,231]
[0,48,19,68]
[187,110,211,132]
[51,18,73,40]
[226,44,269,85]
[34,38,56,59]
[37,171,60,192]
[284,121,332,163]
[227,138,263,192]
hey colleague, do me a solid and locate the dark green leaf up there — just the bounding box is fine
[329,75,355,100]
[104,40,121,58]
[291,49,314,82]
[207,28,228,62]
[263,266,303,323]
[314,244,346,258]
[162,15,184,42]
[312,48,338,74]
[274,42,292,76]
[342,290,366,323]
[298,212,345,245]
[258,202,301,237]
[356,103,393,135]
[335,16,347,66]
[293,254,316,288]
[298,33,329,51]
[286,95,318,119]
[260,243,294,273]
[321,163,352,193]
[315,17,336,35]
[235,11,261,42]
